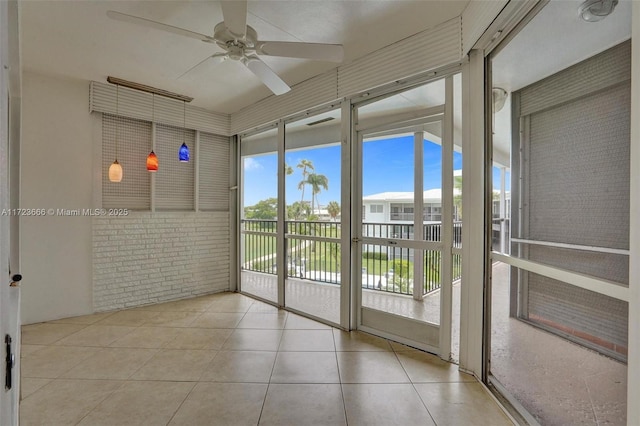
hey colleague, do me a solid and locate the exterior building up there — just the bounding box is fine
[363,188,449,224]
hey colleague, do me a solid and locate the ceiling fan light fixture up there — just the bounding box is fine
[578,0,618,22]
[106,1,343,96]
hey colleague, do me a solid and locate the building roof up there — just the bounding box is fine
[363,188,448,203]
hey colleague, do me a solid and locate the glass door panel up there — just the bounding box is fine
[359,125,445,352]
[488,7,629,423]
[239,128,279,303]
[284,109,342,325]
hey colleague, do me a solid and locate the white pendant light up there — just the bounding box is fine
[109,84,123,182]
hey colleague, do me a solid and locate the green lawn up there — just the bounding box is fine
[243,227,457,294]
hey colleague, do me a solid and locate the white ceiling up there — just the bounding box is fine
[492,0,631,93]
[21,0,468,115]
[492,0,631,166]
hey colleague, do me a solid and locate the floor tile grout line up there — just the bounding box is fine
[332,329,350,426]
[391,346,439,425]
[412,384,439,426]
[163,381,199,426]
[256,316,286,426]
[26,322,93,346]
[70,378,128,426]
[120,346,164,380]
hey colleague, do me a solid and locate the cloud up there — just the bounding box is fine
[244,158,263,171]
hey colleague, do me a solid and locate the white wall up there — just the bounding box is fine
[21,71,94,324]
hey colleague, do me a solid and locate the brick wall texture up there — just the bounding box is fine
[93,212,230,311]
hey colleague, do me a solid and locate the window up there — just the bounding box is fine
[370,204,383,213]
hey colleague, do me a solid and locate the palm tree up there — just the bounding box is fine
[453,174,462,220]
[305,173,329,215]
[296,159,314,204]
[327,201,340,222]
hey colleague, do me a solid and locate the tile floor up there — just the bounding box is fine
[20,292,512,426]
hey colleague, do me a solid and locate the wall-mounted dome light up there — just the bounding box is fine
[493,88,508,113]
[578,0,618,22]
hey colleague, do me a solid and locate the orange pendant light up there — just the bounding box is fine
[146,151,158,172]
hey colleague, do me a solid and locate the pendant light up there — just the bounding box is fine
[147,151,158,172]
[179,100,190,162]
[146,94,159,172]
[108,85,123,182]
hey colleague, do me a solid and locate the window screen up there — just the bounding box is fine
[525,82,630,282]
[102,114,151,209]
[155,123,196,211]
[199,132,230,211]
[512,41,631,358]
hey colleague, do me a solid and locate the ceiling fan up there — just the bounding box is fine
[107,1,344,95]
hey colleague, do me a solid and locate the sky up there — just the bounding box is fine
[242,135,500,207]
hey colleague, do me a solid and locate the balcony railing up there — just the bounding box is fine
[241,219,462,296]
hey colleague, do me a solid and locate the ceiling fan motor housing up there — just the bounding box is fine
[214,22,259,59]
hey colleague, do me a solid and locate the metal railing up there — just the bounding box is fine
[241,219,277,274]
[241,219,463,296]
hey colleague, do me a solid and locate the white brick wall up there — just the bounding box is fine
[93,211,230,311]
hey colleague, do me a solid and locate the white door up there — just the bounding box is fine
[1,0,21,424]
[353,88,456,358]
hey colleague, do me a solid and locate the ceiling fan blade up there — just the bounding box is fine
[256,41,344,63]
[107,10,214,43]
[242,56,291,95]
[220,1,247,38]
[178,53,228,80]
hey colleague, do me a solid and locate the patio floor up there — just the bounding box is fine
[489,262,627,425]
[242,264,627,425]
[20,292,512,426]
[240,270,461,359]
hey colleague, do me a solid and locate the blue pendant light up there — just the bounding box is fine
[179,142,190,162]
[179,100,190,162]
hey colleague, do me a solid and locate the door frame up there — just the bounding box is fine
[1,1,21,424]
[351,76,455,358]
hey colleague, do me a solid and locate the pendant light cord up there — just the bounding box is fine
[115,85,119,161]
[183,100,186,144]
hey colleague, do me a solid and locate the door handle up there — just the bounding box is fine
[5,335,14,390]
[9,274,22,287]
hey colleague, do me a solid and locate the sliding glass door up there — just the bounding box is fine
[353,76,458,357]
[239,127,279,304]
[238,74,462,347]
[283,109,342,324]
